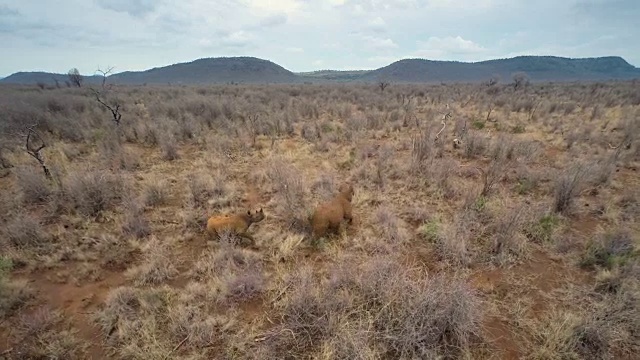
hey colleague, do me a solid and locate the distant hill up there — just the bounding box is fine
[358,56,640,83]
[1,72,103,86]
[1,55,639,85]
[109,57,300,85]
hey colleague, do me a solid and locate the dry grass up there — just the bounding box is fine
[263,257,483,359]
[0,81,638,359]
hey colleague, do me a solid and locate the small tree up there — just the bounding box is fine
[377,75,390,93]
[512,72,529,91]
[68,68,83,87]
[90,67,122,126]
[95,66,114,88]
[18,124,51,179]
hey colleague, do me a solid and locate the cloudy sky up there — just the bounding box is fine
[1,0,638,77]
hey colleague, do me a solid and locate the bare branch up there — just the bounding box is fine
[90,87,122,126]
[95,66,115,88]
[18,124,51,179]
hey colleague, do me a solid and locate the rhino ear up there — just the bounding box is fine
[247,210,251,215]
[259,208,263,213]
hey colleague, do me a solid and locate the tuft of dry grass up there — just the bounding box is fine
[266,158,307,231]
[64,169,127,216]
[125,237,177,286]
[263,257,483,358]
[15,165,53,204]
[553,163,590,215]
[11,306,87,359]
[0,257,33,319]
[4,214,50,249]
[142,179,170,207]
[580,229,636,270]
[121,201,151,239]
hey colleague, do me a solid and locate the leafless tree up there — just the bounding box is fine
[68,68,83,87]
[512,72,529,91]
[95,66,115,88]
[18,124,51,179]
[90,88,122,126]
[379,81,389,93]
[89,67,122,125]
[237,111,267,147]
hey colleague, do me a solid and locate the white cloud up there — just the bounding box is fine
[367,16,386,32]
[360,35,398,50]
[95,0,159,17]
[414,36,486,59]
[256,13,287,28]
[247,0,302,16]
[285,47,304,53]
[221,30,253,47]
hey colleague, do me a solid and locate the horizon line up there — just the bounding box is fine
[1,54,637,78]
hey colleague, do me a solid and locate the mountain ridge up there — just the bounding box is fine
[2,55,639,85]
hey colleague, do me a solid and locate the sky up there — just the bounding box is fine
[0,0,638,77]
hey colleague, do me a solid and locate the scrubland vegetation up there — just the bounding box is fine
[0,80,638,359]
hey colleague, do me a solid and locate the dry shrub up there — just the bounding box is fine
[125,237,176,286]
[411,128,434,168]
[588,154,616,187]
[15,166,52,204]
[122,201,151,239]
[490,204,528,265]
[581,229,636,270]
[553,163,590,214]
[95,286,181,357]
[263,258,483,359]
[463,130,489,159]
[0,257,33,318]
[65,170,126,216]
[98,131,140,171]
[143,180,169,207]
[266,158,307,230]
[95,234,138,271]
[187,170,231,209]
[4,214,50,249]
[11,306,87,359]
[96,283,236,358]
[159,132,180,161]
[436,213,473,267]
[529,261,640,359]
[617,191,640,223]
[375,206,409,245]
[191,241,264,304]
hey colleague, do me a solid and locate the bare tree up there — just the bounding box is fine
[68,68,83,87]
[512,72,529,91]
[379,81,389,93]
[95,66,114,88]
[18,124,51,179]
[90,88,122,126]
[377,75,390,93]
[88,67,122,126]
[238,111,268,147]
